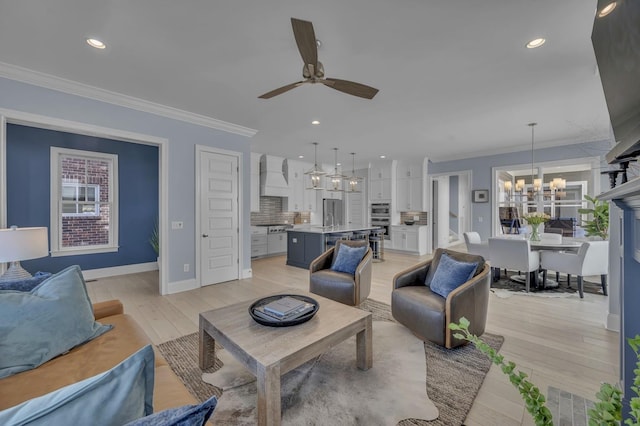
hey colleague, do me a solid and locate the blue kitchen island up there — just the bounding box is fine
[286,226,380,269]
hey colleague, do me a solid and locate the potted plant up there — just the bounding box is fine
[578,195,609,240]
[150,221,159,261]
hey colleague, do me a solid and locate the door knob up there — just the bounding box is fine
[202,234,209,238]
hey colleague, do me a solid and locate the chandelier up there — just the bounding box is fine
[304,142,326,190]
[326,148,347,192]
[345,152,363,193]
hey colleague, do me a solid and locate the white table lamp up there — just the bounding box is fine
[0,226,49,282]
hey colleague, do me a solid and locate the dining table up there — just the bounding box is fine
[509,240,584,289]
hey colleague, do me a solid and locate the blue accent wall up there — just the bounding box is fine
[6,123,159,273]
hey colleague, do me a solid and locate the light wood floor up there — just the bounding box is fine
[86,245,619,426]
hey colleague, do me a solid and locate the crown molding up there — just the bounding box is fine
[0,61,257,138]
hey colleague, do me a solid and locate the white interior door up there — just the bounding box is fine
[437,176,450,249]
[347,192,364,227]
[199,151,239,285]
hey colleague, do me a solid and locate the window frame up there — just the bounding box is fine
[50,147,119,257]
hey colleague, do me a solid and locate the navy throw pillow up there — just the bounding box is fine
[124,396,218,426]
[331,244,368,275]
[0,272,52,292]
[429,253,478,298]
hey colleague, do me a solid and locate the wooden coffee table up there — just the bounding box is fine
[199,290,372,426]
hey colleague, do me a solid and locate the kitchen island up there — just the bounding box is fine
[286,226,381,269]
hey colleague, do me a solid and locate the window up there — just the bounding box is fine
[50,147,118,256]
[62,183,100,216]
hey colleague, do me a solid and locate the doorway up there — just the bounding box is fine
[197,148,240,286]
[429,171,472,250]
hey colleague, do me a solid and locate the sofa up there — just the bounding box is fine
[0,299,196,412]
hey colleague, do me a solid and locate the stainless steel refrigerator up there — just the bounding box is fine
[323,199,344,227]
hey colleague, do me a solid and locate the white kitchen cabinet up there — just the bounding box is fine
[369,160,393,202]
[396,160,424,212]
[267,233,287,255]
[370,176,392,201]
[250,152,261,212]
[370,162,393,180]
[389,225,428,255]
[397,178,423,211]
[284,160,318,212]
[250,226,267,257]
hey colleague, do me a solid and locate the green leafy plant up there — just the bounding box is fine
[149,221,159,256]
[449,318,553,425]
[449,318,640,425]
[578,194,609,240]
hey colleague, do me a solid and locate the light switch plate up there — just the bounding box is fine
[172,221,184,230]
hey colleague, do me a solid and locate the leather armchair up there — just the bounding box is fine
[309,240,372,306]
[391,249,490,349]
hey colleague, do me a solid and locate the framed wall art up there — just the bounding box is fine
[472,189,489,203]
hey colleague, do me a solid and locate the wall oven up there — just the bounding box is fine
[371,203,390,217]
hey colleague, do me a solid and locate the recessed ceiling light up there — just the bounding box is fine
[311,120,320,125]
[86,38,106,49]
[380,155,386,159]
[337,163,341,166]
[526,38,546,49]
[598,2,616,17]
[298,155,304,159]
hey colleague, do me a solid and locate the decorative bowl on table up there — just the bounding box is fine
[249,294,319,327]
[403,220,415,225]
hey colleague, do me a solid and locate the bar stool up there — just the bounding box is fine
[351,230,370,244]
[325,232,352,251]
[369,228,385,262]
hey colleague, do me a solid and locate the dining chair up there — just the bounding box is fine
[463,232,490,261]
[488,237,540,292]
[540,241,609,298]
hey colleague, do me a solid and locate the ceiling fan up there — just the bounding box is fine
[258,18,379,100]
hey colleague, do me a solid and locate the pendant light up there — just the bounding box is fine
[305,142,326,190]
[529,123,541,194]
[346,152,363,193]
[327,148,347,192]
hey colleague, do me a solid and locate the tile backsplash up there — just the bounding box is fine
[400,211,428,225]
[251,196,310,225]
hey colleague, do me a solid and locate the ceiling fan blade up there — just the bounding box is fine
[291,18,318,70]
[323,78,379,99]
[258,81,306,99]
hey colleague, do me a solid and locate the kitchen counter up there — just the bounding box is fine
[287,225,381,234]
[286,226,380,269]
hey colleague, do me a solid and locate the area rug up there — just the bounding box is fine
[157,299,504,426]
[205,321,439,425]
[491,272,605,298]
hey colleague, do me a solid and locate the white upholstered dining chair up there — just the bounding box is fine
[540,241,609,298]
[463,232,490,261]
[488,237,540,292]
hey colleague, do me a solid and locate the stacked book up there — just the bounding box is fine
[253,296,315,322]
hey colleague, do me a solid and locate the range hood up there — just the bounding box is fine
[260,155,289,197]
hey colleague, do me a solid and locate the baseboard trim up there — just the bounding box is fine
[606,313,620,332]
[167,278,198,294]
[83,262,158,281]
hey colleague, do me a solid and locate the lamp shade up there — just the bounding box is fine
[0,227,49,262]
[504,181,513,191]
